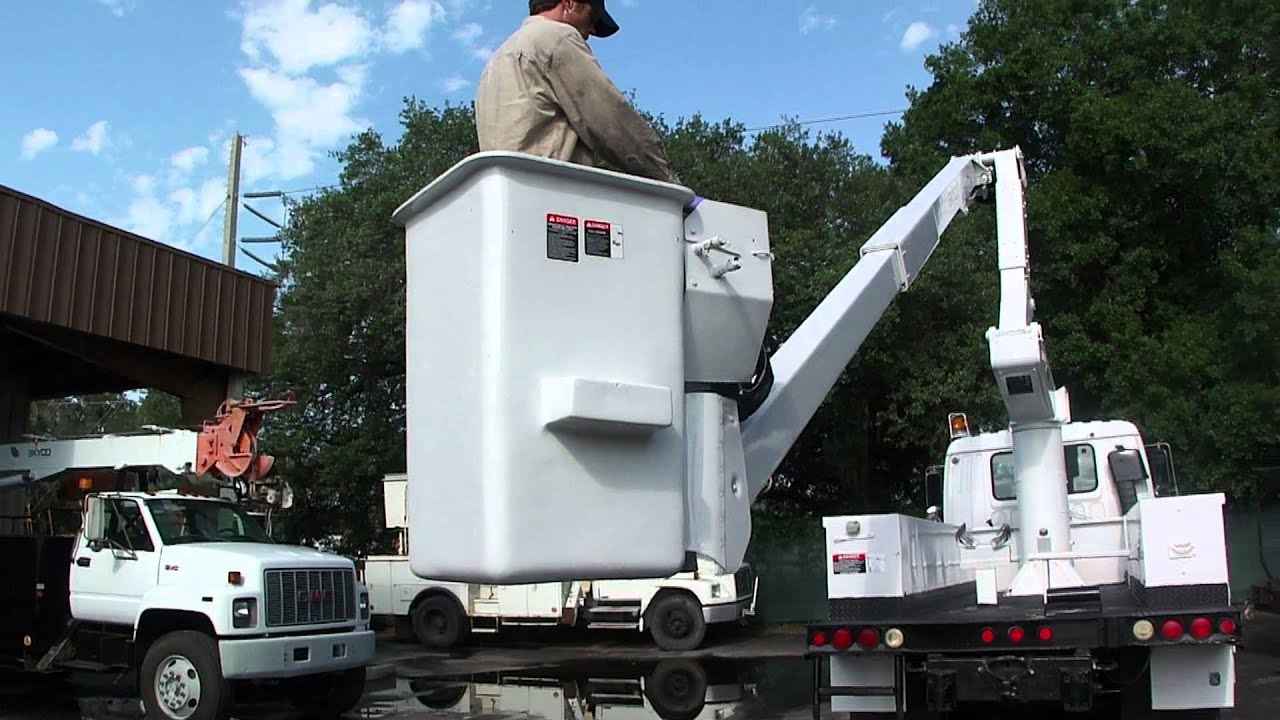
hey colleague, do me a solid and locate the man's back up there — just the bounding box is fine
[475,15,677,183]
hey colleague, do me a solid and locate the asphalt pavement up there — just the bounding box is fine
[3,616,1280,719]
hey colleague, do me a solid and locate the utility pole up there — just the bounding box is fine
[222,132,244,268]
[222,132,246,401]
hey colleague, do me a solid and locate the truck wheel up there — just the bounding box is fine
[139,631,233,720]
[413,594,466,649]
[287,667,366,718]
[646,593,706,651]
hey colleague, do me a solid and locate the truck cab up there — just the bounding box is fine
[925,414,1181,590]
[15,488,376,720]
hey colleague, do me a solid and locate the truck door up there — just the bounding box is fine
[70,497,161,626]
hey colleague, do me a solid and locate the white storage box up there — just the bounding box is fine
[392,152,696,583]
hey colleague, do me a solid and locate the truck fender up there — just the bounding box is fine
[134,608,218,649]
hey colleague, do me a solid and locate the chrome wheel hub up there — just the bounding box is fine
[155,655,201,719]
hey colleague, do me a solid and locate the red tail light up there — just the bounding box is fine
[832,628,854,650]
[1037,626,1053,642]
[1161,620,1184,640]
[1190,618,1212,639]
[1219,618,1237,635]
[1008,626,1025,643]
[811,631,829,646]
[857,628,880,650]
[980,627,996,644]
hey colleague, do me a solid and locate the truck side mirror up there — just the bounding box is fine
[1145,443,1179,497]
[924,467,944,521]
[1108,448,1148,513]
[84,496,107,549]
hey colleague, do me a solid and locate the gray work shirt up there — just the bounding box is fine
[475,16,678,183]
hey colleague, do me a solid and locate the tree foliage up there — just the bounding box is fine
[256,0,1277,554]
[880,0,1279,499]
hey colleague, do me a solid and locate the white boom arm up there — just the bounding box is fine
[0,429,200,488]
[391,146,1059,585]
[739,152,996,497]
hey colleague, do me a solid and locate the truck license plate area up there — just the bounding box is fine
[926,655,1094,712]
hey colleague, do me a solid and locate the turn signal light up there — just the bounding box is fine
[1219,618,1237,635]
[1190,618,1213,640]
[811,631,829,647]
[1037,626,1053,642]
[832,628,854,650]
[1161,619,1184,640]
[228,571,244,586]
[980,627,996,644]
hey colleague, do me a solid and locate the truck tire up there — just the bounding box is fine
[412,594,467,649]
[646,592,706,651]
[286,667,367,718]
[139,630,233,720]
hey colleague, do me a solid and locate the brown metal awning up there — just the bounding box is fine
[1,183,275,374]
[0,184,278,439]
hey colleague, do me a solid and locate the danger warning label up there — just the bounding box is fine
[833,553,867,575]
[584,219,612,258]
[546,214,579,262]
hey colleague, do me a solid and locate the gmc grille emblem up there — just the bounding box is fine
[298,589,333,604]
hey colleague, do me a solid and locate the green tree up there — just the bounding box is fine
[879,0,1280,500]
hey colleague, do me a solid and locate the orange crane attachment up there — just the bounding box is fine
[195,396,296,482]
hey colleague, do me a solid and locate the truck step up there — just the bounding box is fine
[586,622,641,630]
[55,660,122,672]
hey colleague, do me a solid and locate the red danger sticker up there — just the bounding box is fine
[584,219,612,258]
[546,213,579,262]
[833,553,867,575]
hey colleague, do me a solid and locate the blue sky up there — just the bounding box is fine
[1,0,978,275]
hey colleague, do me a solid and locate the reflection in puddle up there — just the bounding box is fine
[361,657,767,720]
[2,656,807,720]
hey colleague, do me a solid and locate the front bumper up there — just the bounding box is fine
[218,628,376,680]
[704,571,759,623]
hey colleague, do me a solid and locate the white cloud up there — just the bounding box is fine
[442,75,469,93]
[383,0,446,53]
[20,128,59,160]
[901,21,937,51]
[72,120,110,155]
[116,174,175,242]
[96,0,136,17]
[453,22,482,44]
[239,64,368,149]
[239,0,375,75]
[171,146,210,174]
[799,6,837,34]
[169,176,227,227]
[452,21,491,60]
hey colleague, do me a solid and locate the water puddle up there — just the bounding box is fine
[0,656,816,720]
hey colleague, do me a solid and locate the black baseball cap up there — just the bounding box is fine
[589,0,619,38]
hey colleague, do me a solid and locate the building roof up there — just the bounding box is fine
[0,183,275,376]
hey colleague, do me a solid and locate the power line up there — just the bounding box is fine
[744,108,907,133]
[188,198,227,248]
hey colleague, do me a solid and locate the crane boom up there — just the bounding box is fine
[740,153,994,499]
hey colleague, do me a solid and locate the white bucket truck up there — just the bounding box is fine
[362,473,757,651]
[0,399,375,720]
[387,146,1241,716]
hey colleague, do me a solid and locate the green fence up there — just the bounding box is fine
[743,507,1280,624]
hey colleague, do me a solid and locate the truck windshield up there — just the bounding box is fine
[146,498,274,545]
